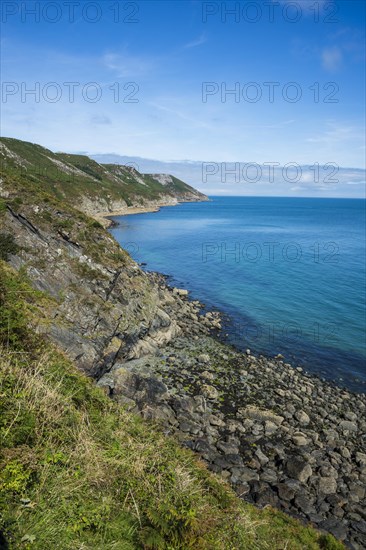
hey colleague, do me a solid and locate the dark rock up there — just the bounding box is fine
[277,481,299,501]
[286,457,312,483]
[319,519,348,541]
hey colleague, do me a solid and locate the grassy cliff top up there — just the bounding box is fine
[0,137,207,208]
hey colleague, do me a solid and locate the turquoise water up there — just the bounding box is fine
[111,197,366,392]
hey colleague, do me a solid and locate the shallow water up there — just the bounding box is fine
[111,196,366,393]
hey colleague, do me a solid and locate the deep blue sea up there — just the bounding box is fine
[111,197,366,393]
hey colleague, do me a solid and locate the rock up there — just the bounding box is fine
[260,468,278,483]
[239,467,259,482]
[319,519,348,541]
[201,384,219,400]
[254,485,279,507]
[294,410,310,426]
[179,419,200,434]
[352,520,366,534]
[264,420,278,435]
[339,446,351,459]
[294,494,315,515]
[201,370,214,380]
[292,433,309,446]
[208,414,225,427]
[198,353,210,363]
[319,477,338,495]
[239,406,284,426]
[277,480,299,501]
[286,457,312,483]
[255,447,269,465]
[193,439,215,458]
[217,441,240,455]
[344,411,358,422]
[320,464,338,478]
[339,420,358,432]
[234,482,250,497]
[173,288,188,296]
[356,452,366,467]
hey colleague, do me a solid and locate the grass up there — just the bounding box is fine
[0,137,206,210]
[0,261,344,549]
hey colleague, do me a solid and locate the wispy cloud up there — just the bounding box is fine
[149,101,212,129]
[91,114,111,125]
[103,52,157,78]
[306,122,362,145]
[321,46,343,72]
[183,33,207,49]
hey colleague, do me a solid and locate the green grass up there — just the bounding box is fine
[0,138,206,210]
[0,261,344,549]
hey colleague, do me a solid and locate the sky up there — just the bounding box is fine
[1,0,365,196]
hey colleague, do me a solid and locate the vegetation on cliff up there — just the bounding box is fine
[0,137,208,214]
[0,262,343,549]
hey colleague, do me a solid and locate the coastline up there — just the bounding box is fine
[95,205,162,228]
[102,207,366,547]
[94,197,210,228]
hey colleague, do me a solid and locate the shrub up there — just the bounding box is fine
[0,234,19,261]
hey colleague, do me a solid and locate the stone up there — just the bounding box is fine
[255,447,269,465]
[319,519,348,541]
[217,441,240,455]
[179,420,200,434]
[193,439,216,458]
[201,384,219,400]
[254,485,279,507]
[286,457,312,483]
[277,480,299,501]
[292,433,309,446]
[294,494,315,515]
[356,452,366,467]
[339,420,358,432]
[239,467,260,482]
[320,464,338,478]
[234,482,250,497]
[294,410,310,426]
[260,469,278,483]
[201,370,214,380]
[319,477,338,495]
[173,288,188,296]
[239,406,284,426]
[344,411,358,422]
[198,353,210,363]
[264,420,278,435]
[339,446,351,459]
[208,414,226,427]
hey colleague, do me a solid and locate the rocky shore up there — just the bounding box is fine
[98,274,366,549]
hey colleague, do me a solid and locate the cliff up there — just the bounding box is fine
[1,137,363,549]
[0,138,208,227]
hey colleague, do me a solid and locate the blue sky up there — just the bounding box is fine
[1,0,365,196]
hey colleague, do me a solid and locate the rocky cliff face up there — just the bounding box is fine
[0,139,210,378]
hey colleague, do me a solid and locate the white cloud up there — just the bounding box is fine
[321,46,343,72]
[91,114,111,125]
[103,52,157,78]
[183,33,207,49]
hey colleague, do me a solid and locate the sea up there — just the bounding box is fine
[111,196,366,393]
